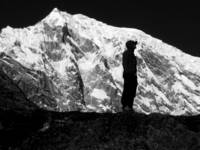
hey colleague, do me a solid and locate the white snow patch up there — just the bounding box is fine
[99,104,111,111]
[109,65,123,82]
[172,108,187,116]
[91,88,110,100]
[79,58,96,71]
[106,80,116,88]
[86,104,97,110]
[172,81,189,94]
[22,47,41,63]
[63,101,69,105]
[103,44,116,58]
[151,84,171,106]
[139,97,152,107]
[78,52,97,71]
[159,106,170,113]
[180,75,196,90]
[52,59,69,75]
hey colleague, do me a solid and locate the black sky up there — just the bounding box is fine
[0,0,200,57]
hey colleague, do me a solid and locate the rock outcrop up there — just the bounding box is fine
[1,8,200,115]
[0,53,38,114]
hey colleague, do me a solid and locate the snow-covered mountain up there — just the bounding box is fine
[1,8,200,115]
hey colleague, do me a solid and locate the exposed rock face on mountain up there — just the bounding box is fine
[1,8,200,115]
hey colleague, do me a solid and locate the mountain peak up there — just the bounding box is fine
[42,8,70,27]
[52,7,60,13]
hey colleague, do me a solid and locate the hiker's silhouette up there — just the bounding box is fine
[121,40,138,111]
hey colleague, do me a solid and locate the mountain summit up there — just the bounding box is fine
[1,8,200,115]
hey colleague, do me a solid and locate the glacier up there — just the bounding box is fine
[1,8,200,115]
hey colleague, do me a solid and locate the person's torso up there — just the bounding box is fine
[123,51,137,74]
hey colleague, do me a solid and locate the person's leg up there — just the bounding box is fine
[126,78,133,108]
[121,74,130,109]
[122,74,132,109]
[127,76,137,109]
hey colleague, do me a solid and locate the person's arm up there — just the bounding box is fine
[122,52,128,71]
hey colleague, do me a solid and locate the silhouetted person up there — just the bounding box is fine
[121,40,138,111]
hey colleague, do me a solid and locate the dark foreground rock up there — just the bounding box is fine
[1,111,200,150]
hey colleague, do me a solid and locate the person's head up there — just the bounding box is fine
[126,40,137,51]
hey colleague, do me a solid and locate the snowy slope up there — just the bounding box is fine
[1,8,200,115]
